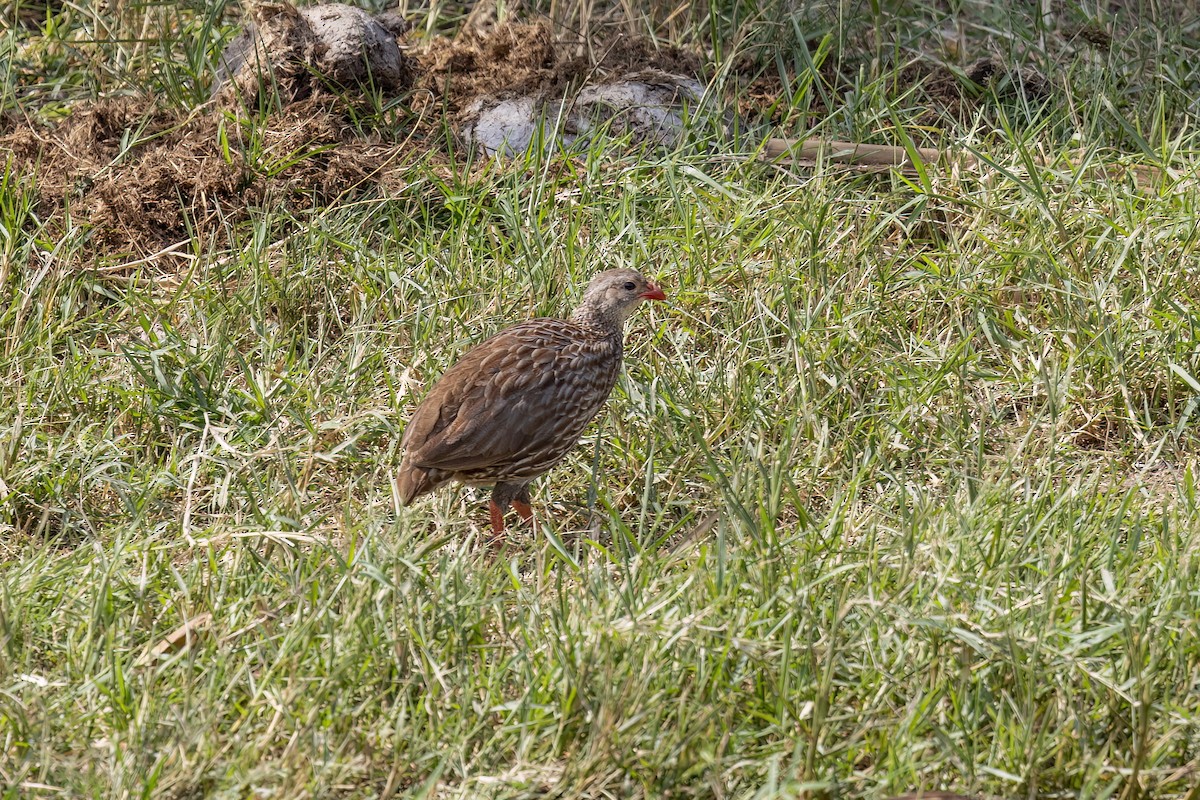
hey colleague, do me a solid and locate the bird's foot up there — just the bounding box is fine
[512,499,535,527]
[488,499,507,535]
[485,498,535,549]
[481,499,509,552]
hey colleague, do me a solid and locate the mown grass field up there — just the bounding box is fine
[4,0,1200,797]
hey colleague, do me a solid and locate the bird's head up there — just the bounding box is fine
[573,268,667,329]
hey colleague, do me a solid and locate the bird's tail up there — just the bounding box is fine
[394,462,439,506]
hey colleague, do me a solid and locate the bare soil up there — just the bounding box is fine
[1,97,403,259]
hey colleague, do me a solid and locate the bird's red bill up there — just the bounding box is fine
[641,283,667,302]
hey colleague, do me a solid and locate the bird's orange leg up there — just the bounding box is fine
[488,499,507,535]
[512,499,534,526]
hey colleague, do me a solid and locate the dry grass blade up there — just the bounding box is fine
[143,612,214,662]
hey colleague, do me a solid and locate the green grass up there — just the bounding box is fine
[4,0,1200,797]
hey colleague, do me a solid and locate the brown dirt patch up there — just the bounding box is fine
[1,96,410,260]
[419,21,559,111]
[415,20,703,117]
[2,16,714,264]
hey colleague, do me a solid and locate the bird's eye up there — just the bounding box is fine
[623,281,636,291]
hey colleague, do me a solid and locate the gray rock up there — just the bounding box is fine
[461,95,564,157]
[213,2,412,100]
[566,70,707,148]
[462,71,723,157]
[303,3,408,89]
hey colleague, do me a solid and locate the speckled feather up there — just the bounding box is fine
[400,318,622,486]
[396,269,665,521]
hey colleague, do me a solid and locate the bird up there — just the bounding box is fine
[396,268,667,536]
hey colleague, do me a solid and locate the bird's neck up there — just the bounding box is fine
[570,306,625,338]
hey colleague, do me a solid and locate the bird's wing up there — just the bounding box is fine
[402,320,618,474]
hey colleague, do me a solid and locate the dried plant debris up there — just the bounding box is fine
[964,56,1053,102]
[414,20,704,117]
[416,20,561,113]
[0,97,405,260]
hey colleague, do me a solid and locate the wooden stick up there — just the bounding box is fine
[762,136,971,169]
[760,137,1177,192]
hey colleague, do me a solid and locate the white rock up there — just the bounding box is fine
[301,3,408,89]
[462,71,721,157]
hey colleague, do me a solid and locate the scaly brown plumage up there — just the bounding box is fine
[396,269,666,535]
